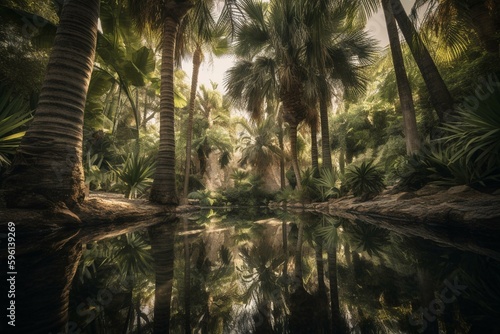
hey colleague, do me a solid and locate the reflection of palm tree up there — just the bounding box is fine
[148,221,177,333]
[15,231,82,333]
[72,230,156,333]
[238,237,286,333]
[182,216,191,334]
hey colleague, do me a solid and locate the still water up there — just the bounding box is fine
[4,209,500,333]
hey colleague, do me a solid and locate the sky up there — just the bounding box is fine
[182,0,416,92]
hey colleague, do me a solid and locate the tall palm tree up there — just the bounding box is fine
[2,0,100,209]
[382,0,421,153]
[388,0,454,122]
[225,0,311,189]
[178,0,227,204]
[128,0,194,205]
[302,0,378,169]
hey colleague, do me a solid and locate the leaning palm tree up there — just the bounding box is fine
[381,0,421,153]
[356,0,454,123]
[388,0,454,122]
[128,0,194,205]
[2,0,100,210]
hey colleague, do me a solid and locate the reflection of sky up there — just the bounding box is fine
[182,0,416,92]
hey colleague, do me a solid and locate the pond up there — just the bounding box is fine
[4,209,500,334]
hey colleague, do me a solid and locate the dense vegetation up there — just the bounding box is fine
[0,0,499,209]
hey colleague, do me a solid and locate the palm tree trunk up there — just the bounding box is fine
[278,110,286,190]
[181,45,202,204]
[310,118,320,177]
[320,96,333,171]
[289,124,303,190]
[150,18,182,205]
[389,0,454,123]
[2,0,100,209]
[382,0,420,154]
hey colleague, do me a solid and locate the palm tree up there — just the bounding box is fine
[179,0,227,204]
[189,84,233,180]
[381,0,421,153]
[128,0,194,205]
[388,0,454,122]
[302,0,378,169]
[225,0,312,189]
[236,115,283,180]
[2,0,100,209]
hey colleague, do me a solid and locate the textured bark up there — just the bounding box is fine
[278,111,286,190]
[2,0,100,209]
[281,75,308,188]
[181,46,202,204]
[289,124,303,190]
[319,96,333,171]
[150,18,182,205]
[149,222,177,334]
[389,0,454,123]
[382,0,420,154]
[310,117,320,177]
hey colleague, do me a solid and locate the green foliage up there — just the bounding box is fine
[230,168,249,187]
[274,186,297,202]
[84,152,111,191]
[443,85,500,179]
[395,89,500,190]
[188,190,226,207]
[344,160,385,199]
[224,170,272,206]
[314,167,342,201]
[298,167,319,202]
[109,152,156,199]
[0,85,33,168]
[397,143,500,189]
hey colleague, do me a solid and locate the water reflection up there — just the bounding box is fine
[6,210,500,333]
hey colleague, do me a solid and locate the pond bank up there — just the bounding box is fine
[270,184,500,261]
[3,185,499,244]
[272,184,500,229]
